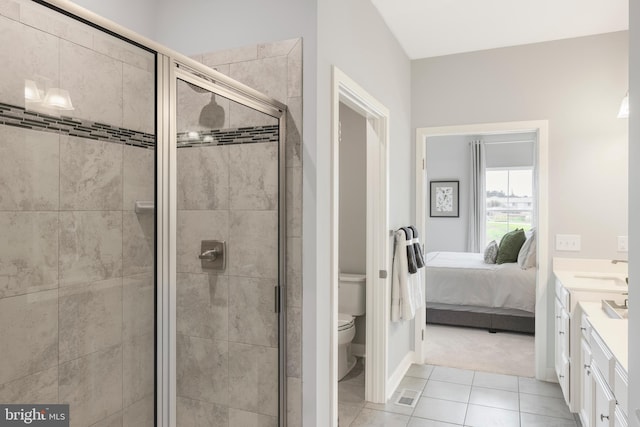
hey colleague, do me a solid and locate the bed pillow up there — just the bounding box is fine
[518,230,536,269]
[496,229,526,264]
[484,240,499,264]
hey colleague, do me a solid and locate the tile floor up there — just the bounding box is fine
[338,360,581,427]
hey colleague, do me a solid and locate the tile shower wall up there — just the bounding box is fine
[0,2,155,427]
[175,82,281,426]
[184,39,302,427]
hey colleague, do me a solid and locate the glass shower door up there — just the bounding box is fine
[173,72,283,426]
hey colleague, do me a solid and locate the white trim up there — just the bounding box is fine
[386,351,416,400]
[156,54,171,427]
[415,120,550,380]
[331,66,390,425]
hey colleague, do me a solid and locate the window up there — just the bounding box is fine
[486,168,533,244]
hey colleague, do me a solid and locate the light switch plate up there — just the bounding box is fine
[617,236,628,252]
[556,234,581,251]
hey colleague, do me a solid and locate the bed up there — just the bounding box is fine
[425,251,536,334]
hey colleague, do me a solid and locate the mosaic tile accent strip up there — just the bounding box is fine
[0,102,279,149]
[176,125,279,148]
[0,102,155,148]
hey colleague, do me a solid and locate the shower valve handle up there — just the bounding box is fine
[199,248,221,261]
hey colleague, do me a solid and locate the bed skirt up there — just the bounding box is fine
[426,307,535,334]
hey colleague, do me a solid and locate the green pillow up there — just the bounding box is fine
[496,229,526,264]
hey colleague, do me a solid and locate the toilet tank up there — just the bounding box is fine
[338,273,366,316]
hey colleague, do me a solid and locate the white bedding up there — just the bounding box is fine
[425,251,536,314]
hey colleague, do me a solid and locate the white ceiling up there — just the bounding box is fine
[370,0,628,60]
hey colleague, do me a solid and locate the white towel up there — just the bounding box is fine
[391,230,416,322]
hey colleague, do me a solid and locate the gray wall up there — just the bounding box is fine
[317,0,413,409]
[629,1,639,424]
[425,135,469,253]
[425,133,535,253]
[68,0,157,39]
[413,31,628,377]
[339,103,367,274]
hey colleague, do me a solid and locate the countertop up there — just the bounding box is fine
[554,257,628,292]
[580,301,628,373]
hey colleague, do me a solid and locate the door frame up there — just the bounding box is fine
[159,58,288,427]
[330,66,390,424]
[414,120,551,381]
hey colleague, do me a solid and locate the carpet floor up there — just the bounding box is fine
[424,323,535,378]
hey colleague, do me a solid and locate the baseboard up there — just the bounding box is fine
[351,343,365,358]
[542,367,558,383]
[386,350,416,400]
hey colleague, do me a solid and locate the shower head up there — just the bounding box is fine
[199,94,225,129]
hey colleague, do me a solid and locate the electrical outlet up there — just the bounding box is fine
[556,234,581,251]
[617,236,628,252]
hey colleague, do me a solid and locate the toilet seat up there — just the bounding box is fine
[338,313,355,331]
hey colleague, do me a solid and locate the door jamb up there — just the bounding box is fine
[331,66,391,425]
[414,120,550,381]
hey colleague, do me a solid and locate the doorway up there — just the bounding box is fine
[415,121,551,382]
[331,67,390,425]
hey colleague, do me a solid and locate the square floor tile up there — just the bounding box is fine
[350,408,410,427]
[520,412,578,427]
[338,403,362,427]
[429,367,474,386]
[464,404,519,427]
[408,418,462,427]
[469,387,519,411]
[407,364,434,379]
[398,376,428,392]
[338,381,366,408]
[412,397,467,425]
[472,372,519,392]
[518,377,563,398]
[519,393,573,420]
[423,380,471,403]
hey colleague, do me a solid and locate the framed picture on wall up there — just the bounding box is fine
[430,180,459,217]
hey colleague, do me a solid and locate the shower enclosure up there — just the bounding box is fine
[0,1,287,426]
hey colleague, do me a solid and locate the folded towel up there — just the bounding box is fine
[402,227,418,274]
[409,226,425,268]
[391,229,416,321]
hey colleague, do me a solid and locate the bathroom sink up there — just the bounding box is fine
[602,299,629,319]
[574,274,627,287]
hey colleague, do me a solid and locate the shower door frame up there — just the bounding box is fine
[23,2,288,426]
[157,56,288,427]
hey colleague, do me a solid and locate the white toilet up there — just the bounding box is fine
[337,273,366,381]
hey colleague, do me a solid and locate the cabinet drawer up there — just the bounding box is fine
[614,363,628,417]
[556,279,570,308]
[591,331,614,384]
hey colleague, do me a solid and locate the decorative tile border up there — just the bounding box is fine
[0,102,155,148]
[176,125,279,148]
[0,102,279,149]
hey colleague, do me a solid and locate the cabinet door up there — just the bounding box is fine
[580,338,594,427]
[593,366,615,427]
[555,297,564,375]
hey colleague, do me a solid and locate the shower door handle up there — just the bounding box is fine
[199,248,221,261]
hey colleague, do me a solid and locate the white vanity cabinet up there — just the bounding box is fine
[580,326,594,427]
[578,303,629,427]
[553,276,626,412]
[554,292,570,401]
